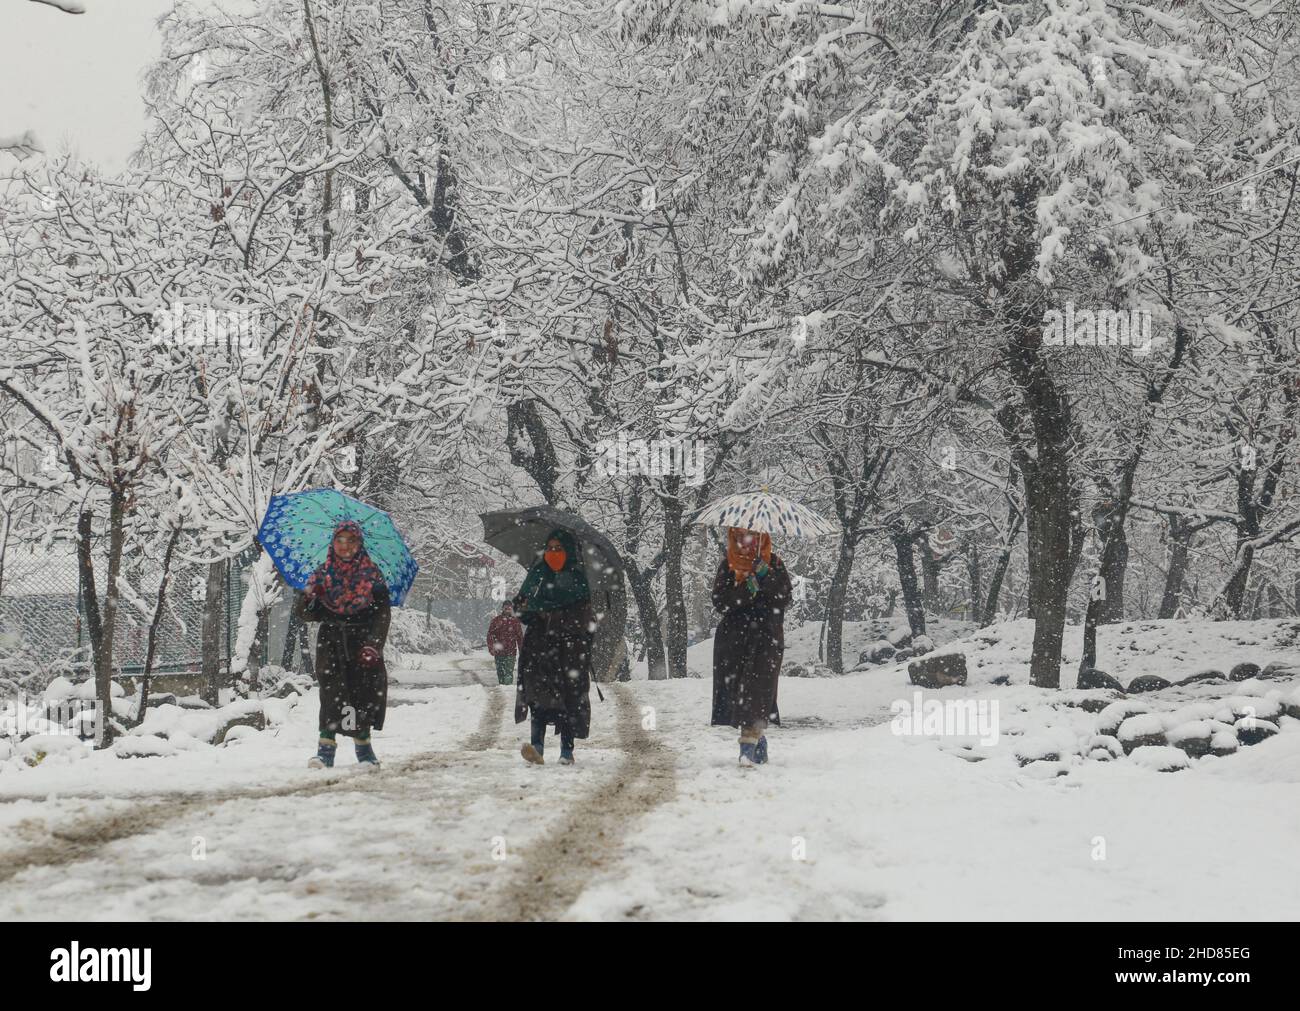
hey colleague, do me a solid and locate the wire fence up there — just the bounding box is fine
[0,542,251,684]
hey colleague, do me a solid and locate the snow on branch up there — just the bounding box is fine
[0,131,44,159]
[29,0,87,13]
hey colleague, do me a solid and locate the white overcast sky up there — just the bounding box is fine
[0,0,183,170]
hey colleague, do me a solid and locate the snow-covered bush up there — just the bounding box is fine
[0,642,89,699]
[387,608,469,657]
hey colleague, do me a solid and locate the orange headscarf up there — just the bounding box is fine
[727,527,772,584]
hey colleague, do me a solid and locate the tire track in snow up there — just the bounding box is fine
[0,682,508,885]
[469,683,677,922]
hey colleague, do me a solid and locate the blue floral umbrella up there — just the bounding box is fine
[257,489,419,606]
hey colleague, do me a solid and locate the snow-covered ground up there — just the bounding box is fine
[1,618,1298,920]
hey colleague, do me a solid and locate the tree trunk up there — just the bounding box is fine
[965,541,982,625]
[506,400,560,505]
[1098,524,1128,624]
[981,507,1023,627]
[625,562,668,680]
[1216,541,1255,619]
[892,532,926,637]
[825,533,857,673]
[201,559,226,705]
[1079,499,1134,673]
[93,490,126,748]
[919,538,943,614]
[136,524,182,724]
[661,477,689,678]
[1022,457,1075,687]
[1003,309,1080,688]
[1158,516,1193,618]
[76,508,103,677]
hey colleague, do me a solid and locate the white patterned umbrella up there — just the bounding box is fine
[689,489,836,538]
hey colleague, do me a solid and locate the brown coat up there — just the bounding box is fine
[514,598,594,738]
[298,583,391,735]
[711,555,791,729]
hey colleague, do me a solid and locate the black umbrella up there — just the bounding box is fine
[479,506,629,686]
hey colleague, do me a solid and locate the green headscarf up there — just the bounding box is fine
[516,528,591,613]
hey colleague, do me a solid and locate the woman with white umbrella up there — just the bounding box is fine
[711,527,793,766]
[696,490,832,767]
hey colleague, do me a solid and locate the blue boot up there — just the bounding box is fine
[354,740,380,767]
[739,741,758,767]
[754,735,769,765]
[308,738,336,769]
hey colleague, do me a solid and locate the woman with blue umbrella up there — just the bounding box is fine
[297,520,391,768]
[259,488,418,771]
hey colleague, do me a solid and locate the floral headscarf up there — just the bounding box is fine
[306,520,385,615]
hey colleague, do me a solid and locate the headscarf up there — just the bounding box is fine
[306,520,385,616]
[727,526,772,584]
[515,528,591,612]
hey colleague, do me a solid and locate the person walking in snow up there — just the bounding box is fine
[486,601,523,685]
[513,529,594,766]
[298,520,391,769]
[711,526,792,767]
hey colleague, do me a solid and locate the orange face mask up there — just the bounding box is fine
[544,548,566,572]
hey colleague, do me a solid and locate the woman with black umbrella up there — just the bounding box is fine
[512,529,595,766]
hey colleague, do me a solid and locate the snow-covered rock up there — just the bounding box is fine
[1118,714,1167,754]
[1087,734,1123,759]
[114,735,177,759]
[1166,720,1214,759]
[1227,697,1282,722]
[908,653,966,688]
[1078,668,1124,692]
[1235,718,1279,747]
[1015,728,1080,766]
[1097,699,1150,736]
[42,676,76,700]
[1129,746,1190,772]
[1210,731,1239,757]
[857,641,895,665]
[886,627,913,649]
[1126,674,1172,694]
[782,661,837,678]
[1229,662,1261,682]
[16,734,89,764]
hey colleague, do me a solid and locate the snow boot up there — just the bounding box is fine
[559,745,575,766]
[754,735,769,765]
[521,742,544,765]
[308,739,336,769]
[354,740,380,768]
[739,742,758,767]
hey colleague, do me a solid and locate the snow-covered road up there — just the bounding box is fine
[3,620,1300,921]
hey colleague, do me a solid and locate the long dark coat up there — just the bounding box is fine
[711,555,792,729]
[298,583,391,736]
[514,599,595,739]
